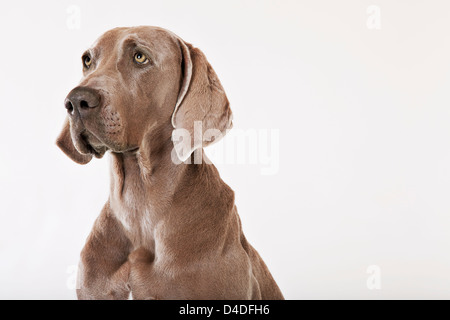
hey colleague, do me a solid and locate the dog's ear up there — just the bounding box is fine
[171,39,233,161]
[56,117,92,165]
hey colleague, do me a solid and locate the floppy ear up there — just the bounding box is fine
[171,40,233,161]
[56,117,92,165]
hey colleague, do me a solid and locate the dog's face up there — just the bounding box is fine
[63,27,182,158]
[57,26,233,164]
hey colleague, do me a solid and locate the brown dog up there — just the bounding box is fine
[56,26,283,300]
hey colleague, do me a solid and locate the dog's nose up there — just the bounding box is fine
[65,87,101,116]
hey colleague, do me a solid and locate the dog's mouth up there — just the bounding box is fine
[75,131,107,158]
[75,130,139,158]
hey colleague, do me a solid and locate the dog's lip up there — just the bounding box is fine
[78,132,106,158]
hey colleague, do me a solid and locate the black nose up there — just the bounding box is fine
[65,87,101,116]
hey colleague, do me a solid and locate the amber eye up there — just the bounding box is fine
[134,52,149,64]
[83,55,92,68]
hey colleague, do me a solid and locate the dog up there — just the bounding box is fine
[56,26,284,300]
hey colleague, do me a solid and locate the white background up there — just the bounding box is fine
[1,0,450,299]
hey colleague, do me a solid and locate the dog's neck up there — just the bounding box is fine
[107,130,236,253]
[107,130,194,248]
[109,133,189,204]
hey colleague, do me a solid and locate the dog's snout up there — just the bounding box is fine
[65,87,101,116]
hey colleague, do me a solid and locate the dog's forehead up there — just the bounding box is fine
[90,26,175,55]
[89,27,126,53]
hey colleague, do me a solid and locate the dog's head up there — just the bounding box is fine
[57,26,232,164]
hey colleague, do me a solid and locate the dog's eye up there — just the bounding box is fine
[83,55,92,69]
[134,52,149,64]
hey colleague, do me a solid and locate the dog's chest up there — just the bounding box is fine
[111,191,156,251]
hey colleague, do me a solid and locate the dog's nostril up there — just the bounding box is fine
[80,100,89,109]
[65,100,74,115]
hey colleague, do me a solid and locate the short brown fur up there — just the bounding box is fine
[57,26,283,300]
